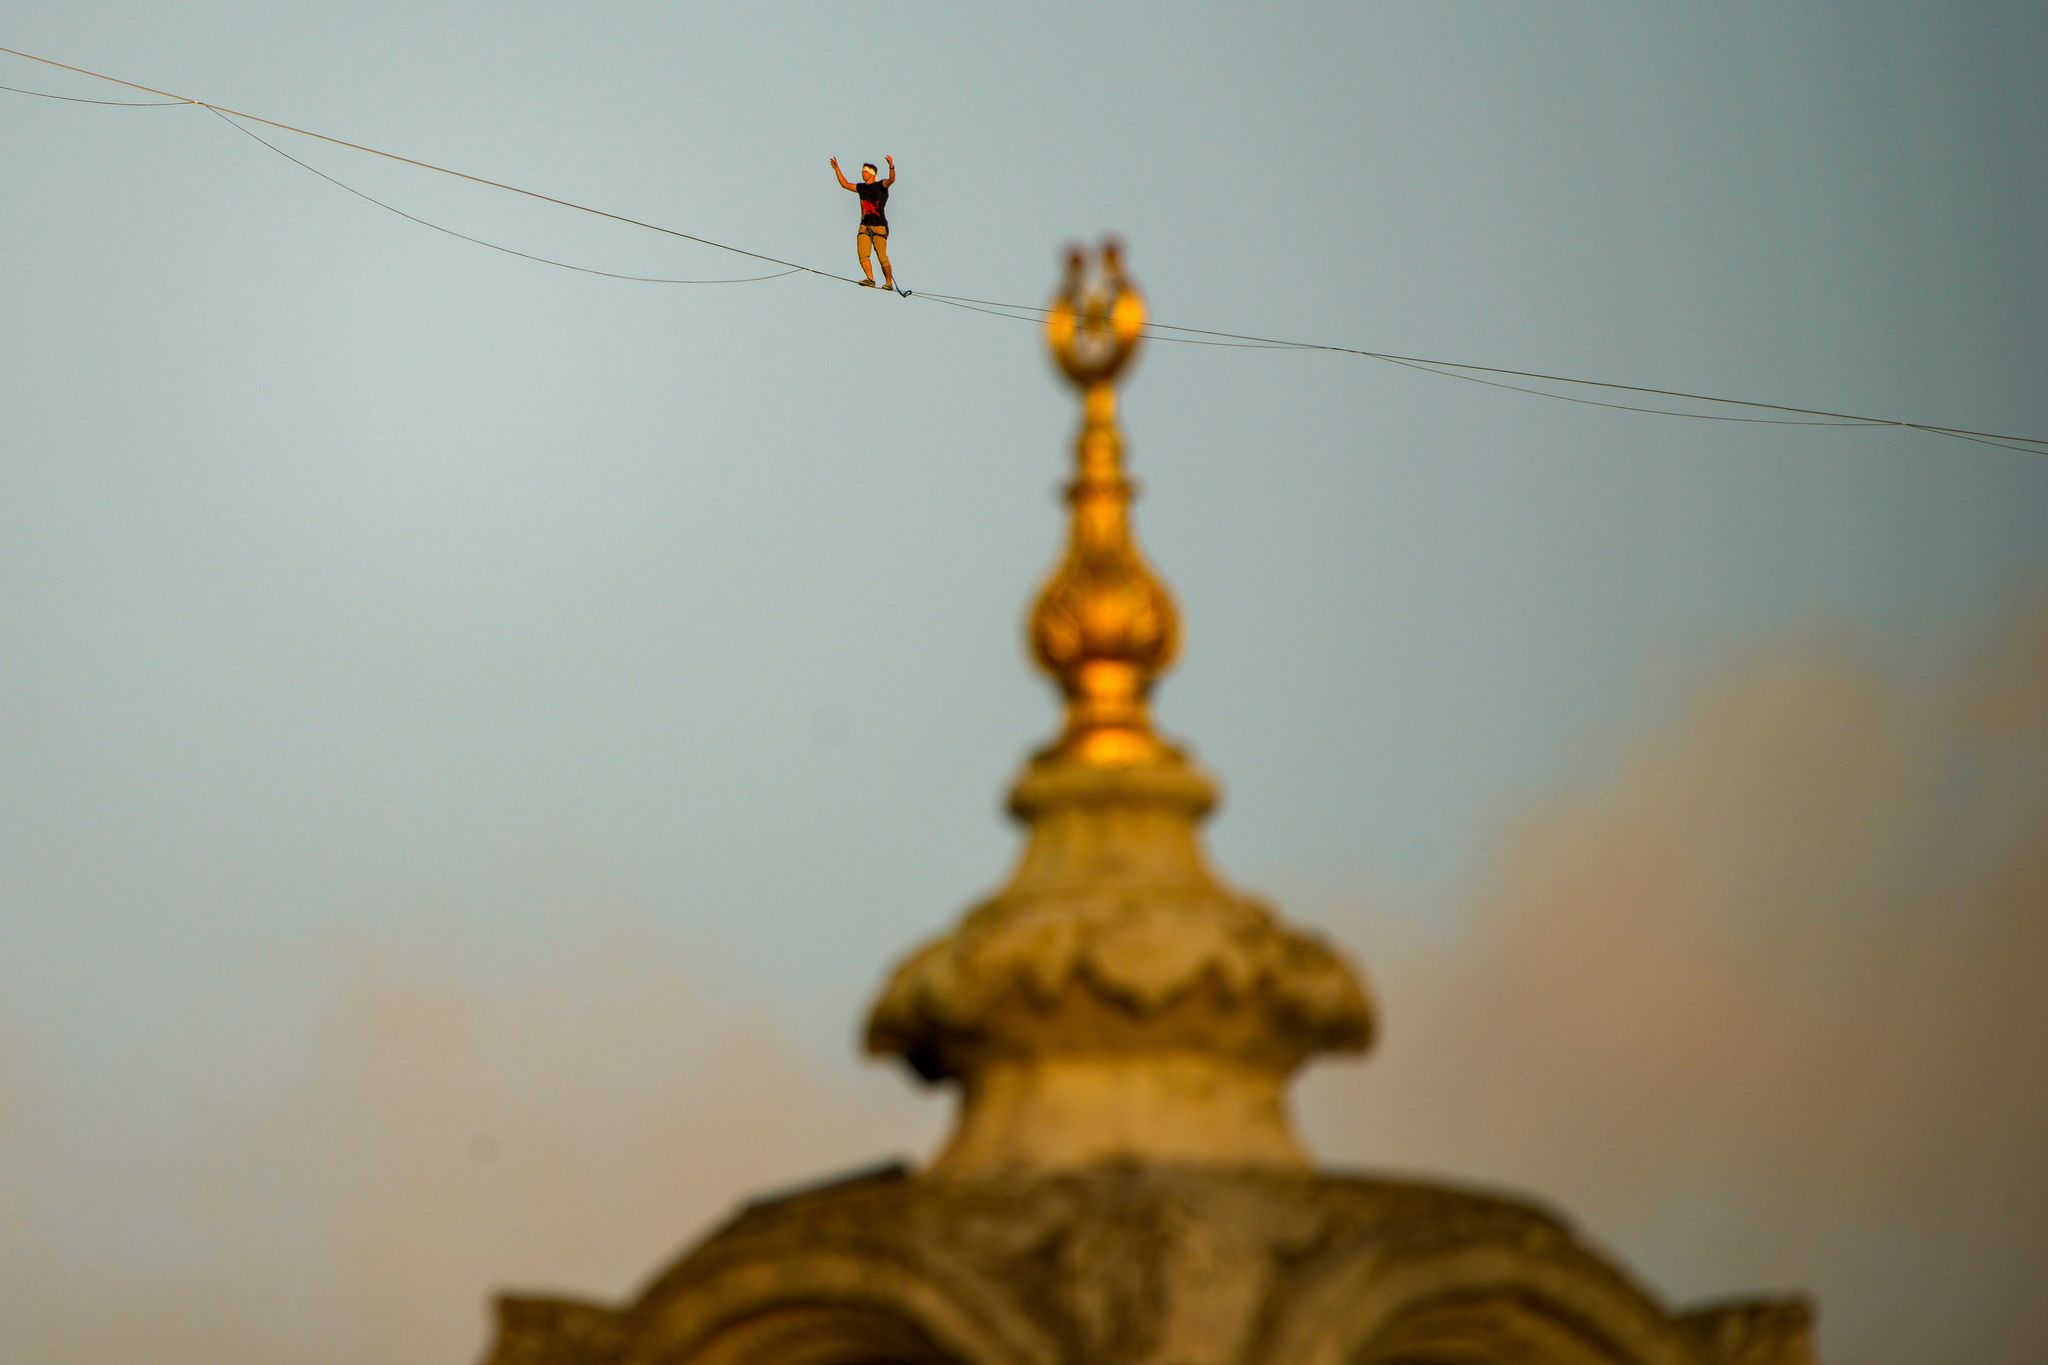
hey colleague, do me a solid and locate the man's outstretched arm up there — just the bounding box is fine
[884,154,897,187]
[829,157,856,190]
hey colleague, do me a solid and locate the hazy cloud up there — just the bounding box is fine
[1304,595,2048,1365]
[0,931,928,1364]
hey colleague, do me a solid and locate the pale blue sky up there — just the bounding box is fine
[3,5,2045,1362]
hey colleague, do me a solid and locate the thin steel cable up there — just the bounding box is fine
[1902,428,2048,457]
[5,44,2043,452]
[0,44,860,287]
[0,80,186,106]
[922,295,1882,425]
[1370,357,1881,427]
[919,293,2048,442]
[918,290,2047,450]
[208,108,799,285]
[1353,350,2045,448]
[915,293,1315,350]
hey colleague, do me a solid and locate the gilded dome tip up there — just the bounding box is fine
[1031,243,1179,767]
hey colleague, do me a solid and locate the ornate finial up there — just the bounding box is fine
[866,238,1372,1176]
[1030,241,1180,766]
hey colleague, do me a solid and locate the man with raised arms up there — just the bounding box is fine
[830,154,896,291]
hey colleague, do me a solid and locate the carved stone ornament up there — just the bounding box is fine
[485,1165,1814,1365]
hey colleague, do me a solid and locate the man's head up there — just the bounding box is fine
[861,163,878,182]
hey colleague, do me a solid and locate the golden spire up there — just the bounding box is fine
[1029,241,1181,767]
[866,240,1372,1176]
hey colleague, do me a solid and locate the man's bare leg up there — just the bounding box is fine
[857,229,877,285]
[874,232,894,290]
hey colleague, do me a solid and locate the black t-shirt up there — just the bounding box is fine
[856,180,888,227]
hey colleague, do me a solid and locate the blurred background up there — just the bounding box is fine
[2,4,2043,1361]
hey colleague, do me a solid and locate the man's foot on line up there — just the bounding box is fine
[859,279,876,287]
